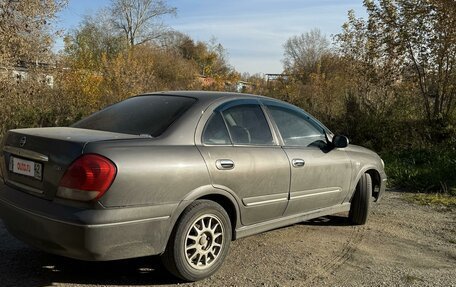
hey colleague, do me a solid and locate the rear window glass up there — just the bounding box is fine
[72,95,196,137]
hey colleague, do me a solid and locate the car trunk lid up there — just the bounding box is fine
[0,127,139,200]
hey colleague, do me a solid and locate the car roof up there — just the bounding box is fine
[139,91,272,106]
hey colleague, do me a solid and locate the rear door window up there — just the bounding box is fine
[202,113,231,145]
[222,105,273,145]
[202,104,274,146]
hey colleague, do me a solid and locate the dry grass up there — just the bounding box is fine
[404,193,456,208]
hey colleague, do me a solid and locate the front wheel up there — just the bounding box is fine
[348,173,372,225]
[161,200,232,281]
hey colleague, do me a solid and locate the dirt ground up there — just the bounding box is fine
[0,191,455,287]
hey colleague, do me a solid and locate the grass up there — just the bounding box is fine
[381,147,456,195]
[404,193,456,208]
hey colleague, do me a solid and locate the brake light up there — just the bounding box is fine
[57,154,117,201]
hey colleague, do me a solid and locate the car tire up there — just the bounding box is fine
[348,173,372,225]
[161,200,232,281]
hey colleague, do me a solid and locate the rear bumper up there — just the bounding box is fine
[0,183,177,261]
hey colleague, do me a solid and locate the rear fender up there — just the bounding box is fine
[159,185,242,253]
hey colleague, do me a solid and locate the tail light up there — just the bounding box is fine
[57,154,117,201]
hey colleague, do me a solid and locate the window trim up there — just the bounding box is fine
[214,99,260,113]
[201,111,233,146]
[261,100,331,132]
[201,100,278,147]
[261,100,332,148]
[259,104,282,146]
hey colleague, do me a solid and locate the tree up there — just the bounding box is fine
[283,29,330,76]
[337,0,456,123]
[110,0,176,47]
[335,9,403,118]
[0,0,68,139]
[100,44,198,102]
[281,30,346,122]
[64,12,128,70]
[165,34,238,84]
[0,0,67,67]
[393,0,456,122]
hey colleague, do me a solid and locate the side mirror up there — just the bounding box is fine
[332,135,349,148]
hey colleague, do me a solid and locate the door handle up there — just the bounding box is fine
[292,159,305,167]
[216,159,235,170]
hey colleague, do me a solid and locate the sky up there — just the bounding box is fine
[56,0,367,75]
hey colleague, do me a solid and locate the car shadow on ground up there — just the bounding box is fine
[0,232,183,286]
[301,214,351,226]
[1,215,350,286]
[40,255,181,286]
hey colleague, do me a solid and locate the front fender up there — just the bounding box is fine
[344,165,387,203]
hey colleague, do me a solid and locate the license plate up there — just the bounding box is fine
[9,156,42,181]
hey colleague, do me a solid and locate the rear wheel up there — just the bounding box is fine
[349,173,372,225]
[161,200,232,281]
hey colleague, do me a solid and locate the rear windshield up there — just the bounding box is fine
[72,95,197,137]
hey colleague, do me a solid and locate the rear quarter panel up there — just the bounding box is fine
[83,140,212,207]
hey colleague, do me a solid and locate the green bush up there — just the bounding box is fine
[382,148,456,195]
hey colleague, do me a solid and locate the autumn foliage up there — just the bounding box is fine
[0,0,455,192]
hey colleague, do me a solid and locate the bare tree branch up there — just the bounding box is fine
[110,0,176,47]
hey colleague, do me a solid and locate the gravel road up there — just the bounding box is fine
[0,191,455,287]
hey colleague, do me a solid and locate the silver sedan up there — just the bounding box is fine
[0,91,386,281]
